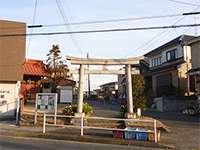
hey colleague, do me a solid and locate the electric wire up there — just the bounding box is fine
[55,0,84,55]
[0,12,200,31]
[0,24,199,37]
[27,0,38,52]
[167,0,199,6]
[123,6,200,57]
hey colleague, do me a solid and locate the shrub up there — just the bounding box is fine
[62,103,93,116]
[62,104,77,116]
[82,103,93,116]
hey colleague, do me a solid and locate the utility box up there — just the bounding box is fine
[0,82,20,118]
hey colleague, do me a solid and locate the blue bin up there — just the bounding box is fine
[124,128,136,139]
[136,132,148,141]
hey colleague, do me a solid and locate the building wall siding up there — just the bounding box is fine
[0,20,26,81]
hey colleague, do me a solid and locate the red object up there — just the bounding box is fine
[113,130,124,139]
[20,82,40,101]
[23,59,49,77]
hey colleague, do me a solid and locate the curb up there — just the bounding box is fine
[0,127,175,149]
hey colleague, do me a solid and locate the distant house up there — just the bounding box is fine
[118,66,140,99]
[143,34,196,97]
[99,82,118,101]
[185,36,200,95]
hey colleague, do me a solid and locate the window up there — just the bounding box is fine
[151,56,162,67]
[166,49,178,61]
[43,83,50,89]
[0,95,4,99]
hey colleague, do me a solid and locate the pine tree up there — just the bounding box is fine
[46,44,70,92]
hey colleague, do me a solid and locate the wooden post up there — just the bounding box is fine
[126,65,133,114]
[77,64,84,113]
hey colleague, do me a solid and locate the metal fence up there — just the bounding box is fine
[42,114,158,143]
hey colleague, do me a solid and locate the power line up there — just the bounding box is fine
[0,23,199,37]
[167,0,200,6]
[32,11,200,27]
[124,6,200,57]
[27,0,38,53]
[0,11,200,31]
[56,0,84,55]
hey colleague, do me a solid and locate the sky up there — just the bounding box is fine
[1,0,200,90]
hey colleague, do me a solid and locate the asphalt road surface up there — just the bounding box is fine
[0,136,164,150]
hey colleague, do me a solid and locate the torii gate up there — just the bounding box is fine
[66,56,144,118]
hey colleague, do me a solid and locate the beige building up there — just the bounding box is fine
[143,35,196,97]
[186,36,200,95]
[0,20,26,118]
[0,20,26,81]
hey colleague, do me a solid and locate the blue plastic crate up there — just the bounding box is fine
[124,128,136,139]
[136,132,148,141]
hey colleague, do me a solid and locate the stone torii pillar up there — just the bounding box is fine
[77,64,85,114]
[126,64,133,117]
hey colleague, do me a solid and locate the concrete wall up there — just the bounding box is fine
[0,20,26,81]
[154,96,197,112]
[0,82,19,118]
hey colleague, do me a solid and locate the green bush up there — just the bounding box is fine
[62,103,93,116]
[82,103,93,116]
[119,103,127,118]
[62,104,77,116]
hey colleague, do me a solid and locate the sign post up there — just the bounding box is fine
[34,93,58,125]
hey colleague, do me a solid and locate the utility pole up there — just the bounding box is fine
[87,52,91,99]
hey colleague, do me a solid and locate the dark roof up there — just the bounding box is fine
[23,59,49,77]
[144,35,196,57]
[187,67,200,75]
[186,36,200,45]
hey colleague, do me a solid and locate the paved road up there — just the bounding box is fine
[0,136,164,150]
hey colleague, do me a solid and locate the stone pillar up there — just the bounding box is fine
[77,64,84,114]
[126,65,133,115]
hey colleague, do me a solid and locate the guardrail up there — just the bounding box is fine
[42,114,158,143]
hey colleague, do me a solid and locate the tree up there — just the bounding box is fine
[131,74,146,111]
[46,44,70,92]
[119,74,146,117]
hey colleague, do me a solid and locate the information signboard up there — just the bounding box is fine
[34,93,57,124]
